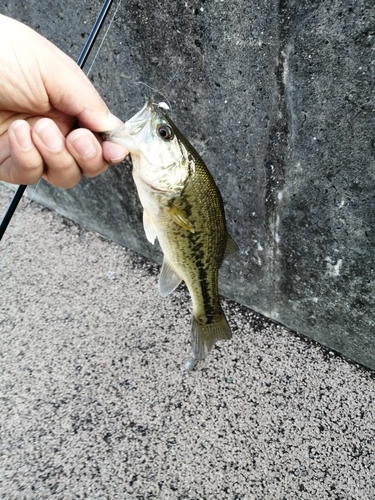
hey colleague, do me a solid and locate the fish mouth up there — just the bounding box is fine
[100,101,153,148]
[127,100,152,134]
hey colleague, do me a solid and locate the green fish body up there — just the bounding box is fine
[102,101,237,360]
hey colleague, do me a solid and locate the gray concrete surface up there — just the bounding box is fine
[1,184,375,499]
[1,0,375,369]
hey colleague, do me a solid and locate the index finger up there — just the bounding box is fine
[42,52,121,132]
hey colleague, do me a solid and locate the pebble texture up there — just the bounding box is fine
[1,185,375,499]
[1,1,374,368]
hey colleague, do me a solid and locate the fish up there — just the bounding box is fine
[102,101,238,360]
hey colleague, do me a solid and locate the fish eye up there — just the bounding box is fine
[157,124,174,140]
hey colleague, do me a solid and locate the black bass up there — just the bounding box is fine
[102,101,238,360]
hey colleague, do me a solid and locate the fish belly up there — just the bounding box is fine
[155,198,232,360]
[133,166,233,360]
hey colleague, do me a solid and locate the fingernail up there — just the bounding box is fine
[109,153,127,163]
[12,121,33,150]
[109,145,128,163]
[71,133,97,158]
[35,121,63,152]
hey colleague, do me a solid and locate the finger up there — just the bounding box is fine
[0,16,124,132]
[66,129,108,178]
[0,120,44,185]
[41,49,125,132]
[101,140,129,165]
[31,118,82,188]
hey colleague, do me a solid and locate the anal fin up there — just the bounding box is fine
[158,258,182,297]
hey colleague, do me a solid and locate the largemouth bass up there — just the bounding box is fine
[102,101,238,360]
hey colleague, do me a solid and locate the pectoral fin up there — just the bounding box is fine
[223,234,239,259]
[158,258,182,297]
[165,204,195,233]
[143,210,158,244]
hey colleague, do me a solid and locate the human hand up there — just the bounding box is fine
[0,15,128,189]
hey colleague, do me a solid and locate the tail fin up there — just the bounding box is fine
[191,312,232,360]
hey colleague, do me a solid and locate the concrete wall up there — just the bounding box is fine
[2,1,374,368]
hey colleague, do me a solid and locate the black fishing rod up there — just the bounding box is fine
[0,0,114,241]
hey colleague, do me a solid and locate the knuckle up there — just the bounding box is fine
[81,159,108,178]
[15,155,43,184]
[49,177,81,189]
[43,154,82,188]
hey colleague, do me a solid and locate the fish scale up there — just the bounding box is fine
[102,101,238,361]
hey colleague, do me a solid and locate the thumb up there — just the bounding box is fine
[41,44,123,132]
[0,15,123,132]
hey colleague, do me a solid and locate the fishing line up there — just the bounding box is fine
[156,0,183,90]
[1,0,181,253]
[133,0,183,105]
[85,0,122,78]
[0,0,117,257]
[136,82,173,112]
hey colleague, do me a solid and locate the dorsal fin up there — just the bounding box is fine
[223,234,239,259]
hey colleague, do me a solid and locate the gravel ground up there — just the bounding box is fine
[1,184,375,500]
